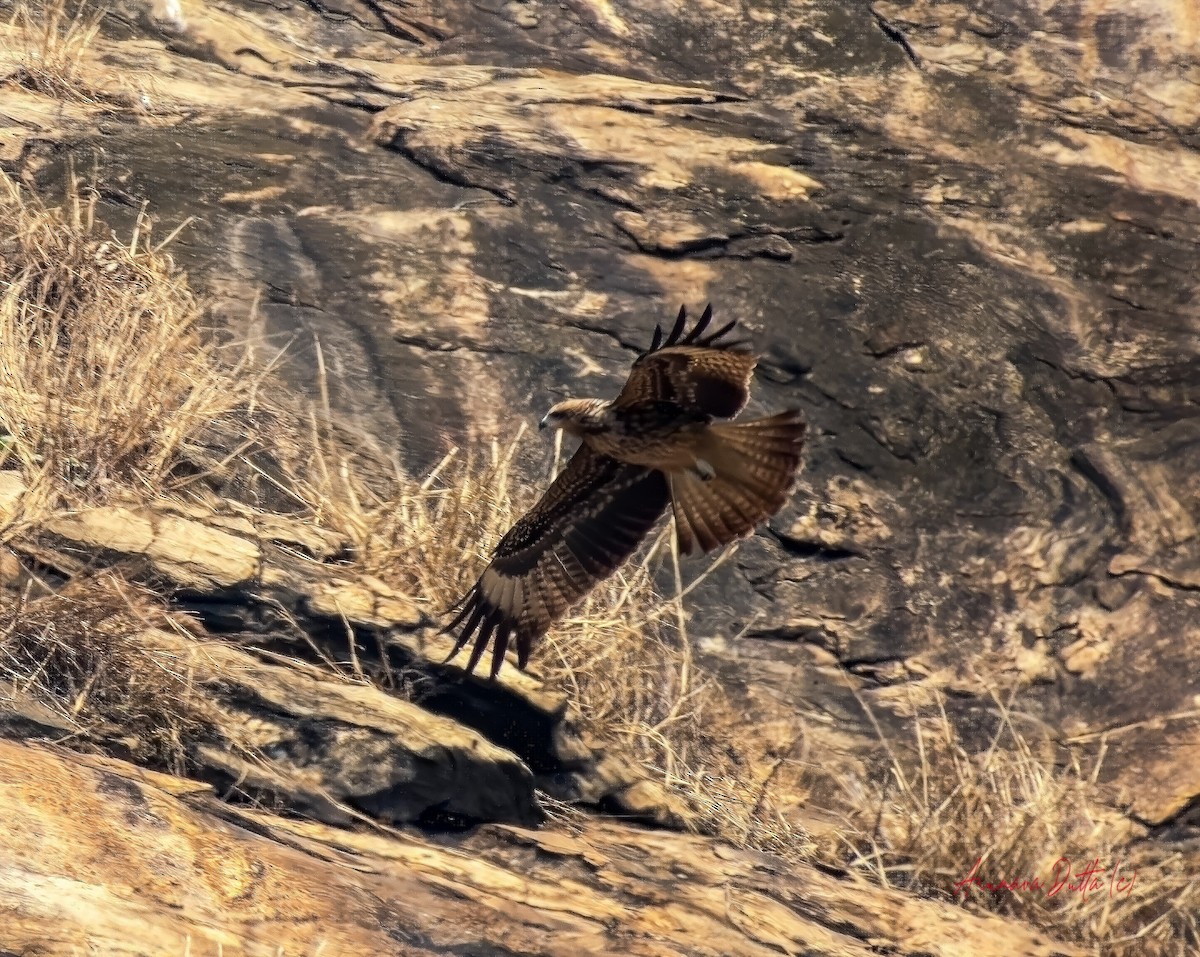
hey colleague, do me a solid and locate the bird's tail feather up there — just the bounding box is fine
[668,410,806,555]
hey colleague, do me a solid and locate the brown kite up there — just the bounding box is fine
[444,304,806,677]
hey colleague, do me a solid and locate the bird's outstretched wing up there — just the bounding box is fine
[443,445,670,677]
[611,304,757,418]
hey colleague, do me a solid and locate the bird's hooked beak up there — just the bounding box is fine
[538,413,550,431]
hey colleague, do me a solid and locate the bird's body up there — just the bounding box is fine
[443,304,806,677]
[548,398,711,473]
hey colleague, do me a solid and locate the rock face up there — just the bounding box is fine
[0,475,674,827]
[61,0,1194,833]
[2,0,1199,951]
[4,472,1089,957]
[0,739,1082,957]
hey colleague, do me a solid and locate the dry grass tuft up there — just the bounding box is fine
[2,0,106,102]
[294,423,811,858]
[0,571,220,772]
[0,168,265,780]
[0,169,251,510]
[842,691,1200,956]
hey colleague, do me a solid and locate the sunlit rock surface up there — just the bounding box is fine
[0,739,1082,956]
[2,0,1198,950]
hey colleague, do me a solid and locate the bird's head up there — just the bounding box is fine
[539,398,608,436]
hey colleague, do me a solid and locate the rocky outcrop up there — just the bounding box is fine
[0,471,685,826]
[0,738,1081,957]
[2,473,1088,954]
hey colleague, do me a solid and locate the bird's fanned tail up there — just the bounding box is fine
[668,410,807,555]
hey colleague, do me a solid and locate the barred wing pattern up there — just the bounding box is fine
[612,303,757,419]
[443,444,670,677]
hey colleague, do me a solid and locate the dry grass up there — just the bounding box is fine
[841,691,1200,956]
[290,423,811,858]
[0,571,220,771]
[0,168,253,514]
[0,167,259,776]
[2,0,106,102]
[2,0,175,115]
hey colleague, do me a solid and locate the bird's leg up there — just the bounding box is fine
[691,458,716,482]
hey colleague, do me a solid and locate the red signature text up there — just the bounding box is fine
[953,856,1137,902]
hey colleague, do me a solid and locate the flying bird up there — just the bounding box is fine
[443,304,806,677]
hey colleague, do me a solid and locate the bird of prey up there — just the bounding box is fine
[443,304,806,677]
